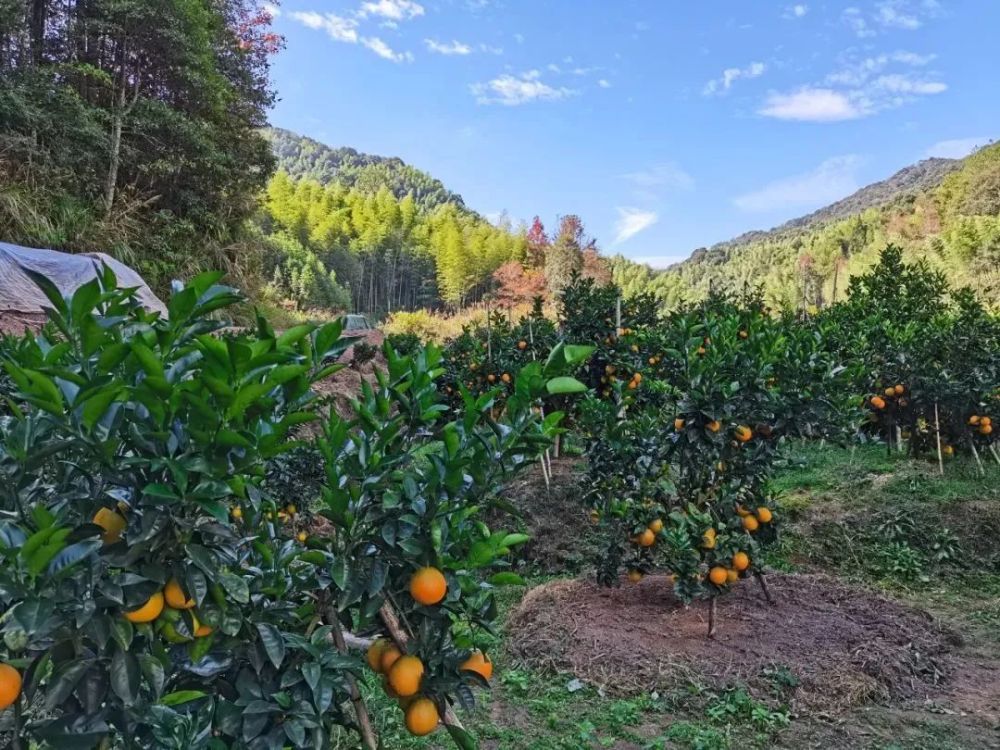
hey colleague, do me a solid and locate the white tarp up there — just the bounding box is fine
[0,242,167,316]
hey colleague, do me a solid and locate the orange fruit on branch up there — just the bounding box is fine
[969,415,981,425]
[870,396,886,410]
[734,425,753,443]
[410,567,448,606]
[756,507,773,523]
[648,519,664,534]
[731,552,750,571]
[460,650,494,680]
[706,420,721,433]
[708,567,728,586]
[124,591,165,624]
[517,340,527,350]
[93,507,126,545]
[636,529,656,547]
[164,579,195,610]
[0,663,22,711]
[379,644,403,674]
[406,697,440,736]
[388,655,424,697]
[884,387,895,398]
[674,417,685,431]
[894,384,905,395]
[367,639,390,672]
[742,515,760,533]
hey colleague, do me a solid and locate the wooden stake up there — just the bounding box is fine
[896,426,904,453]
[969,439,986,478]
[707,597,717,639]
[934,402,944,476]
[615,295,622,332]
[989,443,1000,467]
[325,605,378,750]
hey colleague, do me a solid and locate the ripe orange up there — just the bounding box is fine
[870,396,886,410]
[93,507,127,545]
[406,697,440,736]
[708,566,728,586]
[517,340,527,350]
[674,417,685,431]
[943,444,954,457]
[628,380,638,390]
[379,644,403,674]
[367,639,389,672]
[734,425,753,443]
[706,420,721,433]
[726,569,739,583]
[410,567,448,606]
[487,374,496,383]
[648,357,657,365]
[756,507,773,523]
[460,650,494,680]
[982,416,992,426]
[894,384,905,395]
[191,614,213,638]
[0,663,22,711]
[627,569,643,583]
[969,414,981,425]
[732,552,750,571]
[501,373,511,384]
[981,424,993,435]
[636,529,656,547]
[648,518,664,534]
[633,373,643,383]
[388,655,424,697]
[884,387,895,398]
[124,591,165,624]
[739,330,748,339]
[736,504,752,517]
[164,579,195,610]
[742,515,759,533]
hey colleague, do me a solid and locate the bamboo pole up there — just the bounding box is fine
[989,443,1000,467]
[707,597,717,639]
[969,439,986,478]
[934,402,944,476]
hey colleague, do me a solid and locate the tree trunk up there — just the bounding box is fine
[29,0,46,65]
[104,84,125,214]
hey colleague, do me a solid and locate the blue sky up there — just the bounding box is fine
[264,0,998,266]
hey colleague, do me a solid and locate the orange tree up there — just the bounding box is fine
[820,247,1000,462]
[314,339,589,746]
[0,268,584,747]
[579,290,857,633]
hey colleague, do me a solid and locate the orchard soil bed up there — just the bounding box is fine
[508,572,999,719]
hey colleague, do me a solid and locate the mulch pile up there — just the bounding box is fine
[508,572,958,712]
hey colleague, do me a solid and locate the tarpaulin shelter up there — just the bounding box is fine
[0,242,166,333]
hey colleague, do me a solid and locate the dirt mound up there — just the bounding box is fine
[508,573,957,712]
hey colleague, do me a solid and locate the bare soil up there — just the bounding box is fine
[508,572,1000,725]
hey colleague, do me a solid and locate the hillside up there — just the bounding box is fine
[610,142,1000,309]
[696,156,963,260]
[264,127,467,212]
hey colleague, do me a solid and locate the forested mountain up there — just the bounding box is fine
[610,143,1000,310]
[0,0,279,291]
[265,128,467,213]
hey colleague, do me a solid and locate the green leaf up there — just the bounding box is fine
[488,572,526,586]
[256,623,286,669]
[446,723,479,750]
[110,647,140,706]
[47,539,102,576]
[159,690,208,706]
[500,533,531,548]
[219,572,249,604]
[545,376,588,395]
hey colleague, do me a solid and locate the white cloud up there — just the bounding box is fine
[425,38,472,55]
[358,0,424,21]
[703,61,766,96]
[362,36,413,62]
[764,49,946,122]
[547,63,560,74]
[759,88,861,122]
[613,208,659,245]
[925,137,991,159]
[513,33,525,44]
[262,3,281,18]
[735,155,863,213]
[622,163,694,192]
[290,11,359,43]
[471,72,575,106]
[598,79,612,89]
[844,1,941,37]
[784,4,808,18]
[843,7,875,37]
[480,43,503,55]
